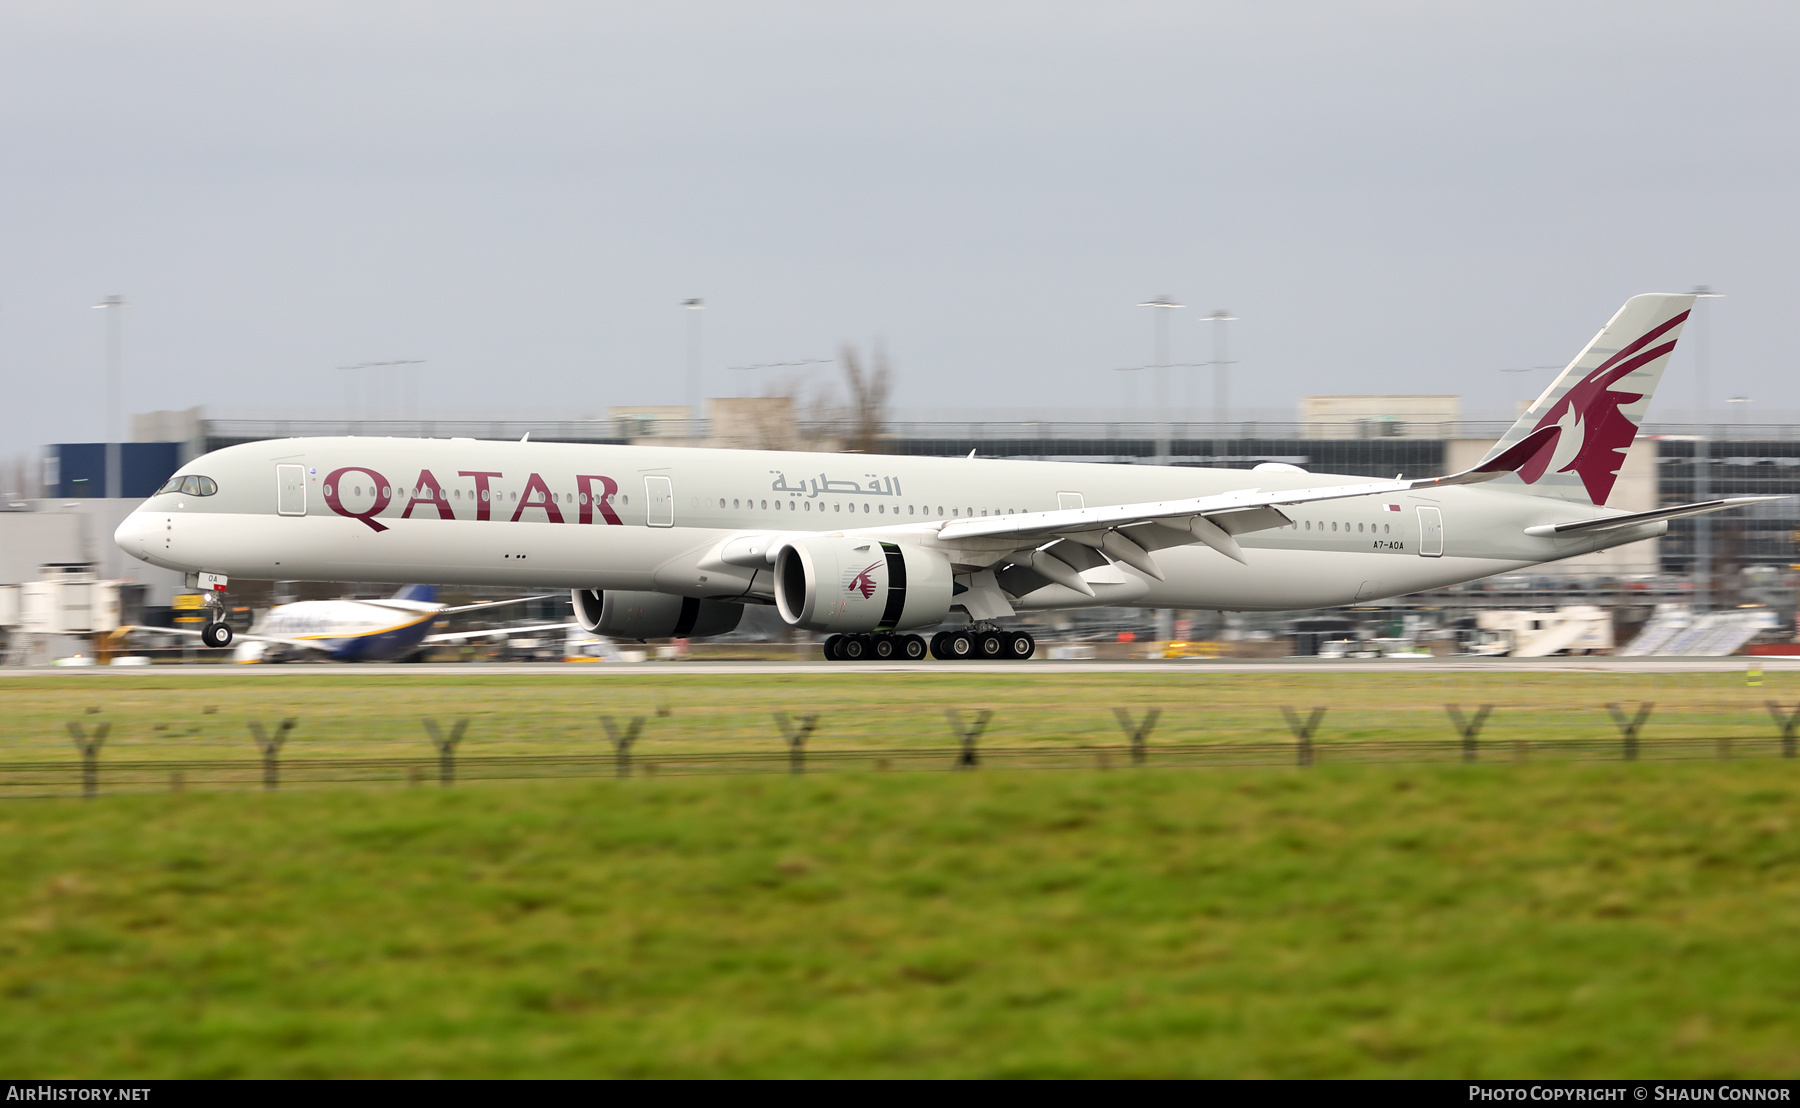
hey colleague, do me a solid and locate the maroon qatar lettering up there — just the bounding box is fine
[401,469,455,520]
[323,466,393,533]
[327,466,625,530]
[510,472,564,524]
[576,475,623,525]
[459,470,503,522]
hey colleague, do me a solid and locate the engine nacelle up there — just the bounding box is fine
[569,589,744,640]
[773,536,953,633]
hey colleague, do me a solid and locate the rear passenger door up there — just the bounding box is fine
[1416,506,1443,557]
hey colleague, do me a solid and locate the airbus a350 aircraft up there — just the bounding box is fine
[138,585,568,661]
[114,294,1778,661]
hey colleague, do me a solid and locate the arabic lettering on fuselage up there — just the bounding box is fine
[768,471,903,498]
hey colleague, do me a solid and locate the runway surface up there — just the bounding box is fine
[6,657,1795,677]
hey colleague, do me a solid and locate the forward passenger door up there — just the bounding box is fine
[276,464,307,516]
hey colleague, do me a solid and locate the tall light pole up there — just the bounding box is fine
[92,295,126,497]
[682,298,705,433]
[337,360,424,425]
[1690,285,1724,613]
[1201,309,1237,425]
[1138,296,1184,415]
[1112,365,1142,416]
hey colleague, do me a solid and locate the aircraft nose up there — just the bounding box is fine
[113,512,152,558]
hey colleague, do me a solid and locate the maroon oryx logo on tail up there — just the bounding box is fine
[1517,309,1688,504]
[847,562,882,599]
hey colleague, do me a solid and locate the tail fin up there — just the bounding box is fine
[1478,293,1694,505]
[391,584,440,603]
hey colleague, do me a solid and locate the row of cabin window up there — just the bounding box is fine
[721,499,1017,517]
[1285,520,1394,534]
[325,484,628,506]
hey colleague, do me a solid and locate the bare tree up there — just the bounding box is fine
[839,341,892,454]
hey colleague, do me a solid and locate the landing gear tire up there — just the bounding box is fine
[946,632,975,659]
[1006,631,1036,660]
[841,634,869,661]
[902,634,927,660]
[977,632,1006,658]
[823,634,843,661]
[929,632,949,659]
[873,635,897,660]
[201,622,233,649]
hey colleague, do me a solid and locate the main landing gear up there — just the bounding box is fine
[931,625,1035,661]
[822,632,929,661]
[821,626,1036,661]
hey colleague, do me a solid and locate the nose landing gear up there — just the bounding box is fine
[192,575,235,649]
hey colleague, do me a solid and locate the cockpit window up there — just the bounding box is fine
[158,475,218,496]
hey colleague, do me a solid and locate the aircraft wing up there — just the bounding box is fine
[423,621,577,644]
[929,423,1561,571]
[365,594,557,616]
[1523,495,1788,536]
[121,625,339,653]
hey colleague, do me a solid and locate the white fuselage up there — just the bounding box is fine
[114,437,1661,614]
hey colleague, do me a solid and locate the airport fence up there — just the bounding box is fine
[4,730,1795,800]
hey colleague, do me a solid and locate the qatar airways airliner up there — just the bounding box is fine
[114,294,1776,661]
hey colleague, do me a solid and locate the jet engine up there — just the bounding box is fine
[772,536,953,633]
[570,589,743,640]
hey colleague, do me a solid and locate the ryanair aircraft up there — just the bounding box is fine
[144,585,565,662]
[115,294,1777,661]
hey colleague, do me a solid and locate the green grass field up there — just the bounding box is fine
[3,671,1799,1076]
[2,762,1798,1076]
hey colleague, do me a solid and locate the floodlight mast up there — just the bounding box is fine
[1689,285,1724,614]
[91,295,126,498]
[336,360,425,423]
[683,298,705,435]
[1201,309,1237,424]
[1138,296,1184,416]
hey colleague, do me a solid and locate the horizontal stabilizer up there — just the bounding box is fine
[1523,496,1788,537]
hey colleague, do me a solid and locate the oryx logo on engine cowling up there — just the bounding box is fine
[846,562,882,599]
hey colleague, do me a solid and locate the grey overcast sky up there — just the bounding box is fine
[1,1,1796,453]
